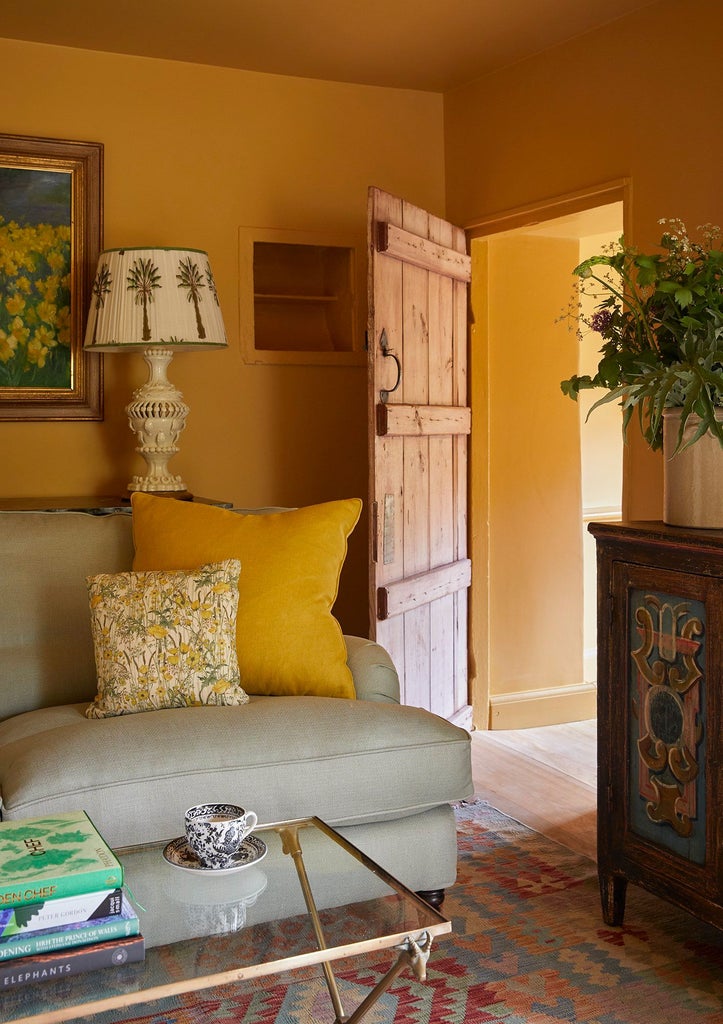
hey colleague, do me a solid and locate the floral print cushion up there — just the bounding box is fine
[85,559,248,718]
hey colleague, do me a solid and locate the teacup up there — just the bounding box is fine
[185,803,258,869]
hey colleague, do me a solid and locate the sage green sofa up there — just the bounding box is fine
[0,509,473,900]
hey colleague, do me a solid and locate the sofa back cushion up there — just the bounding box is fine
[131,493,362,699]
[0,505,391,721]
[0,511,135,720]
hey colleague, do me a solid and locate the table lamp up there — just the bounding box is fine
[84,247,227,498]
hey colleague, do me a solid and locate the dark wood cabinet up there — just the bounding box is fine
[590,521,723,931]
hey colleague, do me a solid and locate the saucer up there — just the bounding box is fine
[163,834,267,874]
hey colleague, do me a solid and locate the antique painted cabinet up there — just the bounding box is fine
[590,521,723,930]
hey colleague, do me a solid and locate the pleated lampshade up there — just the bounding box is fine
[84,247,227,498]
[84,247,227,351]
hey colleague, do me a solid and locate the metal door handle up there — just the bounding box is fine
[379,329,401,403]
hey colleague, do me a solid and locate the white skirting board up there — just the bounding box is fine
[488,681,597,730]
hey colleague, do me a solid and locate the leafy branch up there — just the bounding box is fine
[561,220,723,451]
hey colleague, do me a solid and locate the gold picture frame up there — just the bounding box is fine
[0,133,103,420]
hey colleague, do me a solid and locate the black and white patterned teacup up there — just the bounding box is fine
[185,803,258,869]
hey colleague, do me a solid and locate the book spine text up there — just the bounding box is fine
[0,936,145,988]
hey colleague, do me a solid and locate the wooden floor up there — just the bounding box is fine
[470,720,597,862]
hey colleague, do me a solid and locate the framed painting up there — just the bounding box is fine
[0,133,103,420]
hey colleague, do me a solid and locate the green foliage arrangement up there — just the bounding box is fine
[560,219,723,451]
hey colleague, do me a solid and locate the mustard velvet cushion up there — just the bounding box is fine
[86,559,248,718]
[130,493,362,699]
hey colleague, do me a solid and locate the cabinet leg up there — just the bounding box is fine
[599,872,627,926]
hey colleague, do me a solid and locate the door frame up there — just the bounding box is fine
[464,178,631,729]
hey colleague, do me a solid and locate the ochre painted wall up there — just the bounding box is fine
[447,0,723,725]
[0,37,446,637]
[578,230,624,685]
[470,234,590,729]
[445,0,723,523]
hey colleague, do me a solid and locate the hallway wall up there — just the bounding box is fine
[445,0,723,526]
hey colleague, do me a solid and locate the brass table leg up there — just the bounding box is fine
[279,826,435,1024]
[342,932,433,1024]
[280,826,347,1022]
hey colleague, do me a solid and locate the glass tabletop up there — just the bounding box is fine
[1,817,450,1024]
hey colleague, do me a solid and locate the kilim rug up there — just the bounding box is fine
[98,800,723,1024]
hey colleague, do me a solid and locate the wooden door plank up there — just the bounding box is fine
[400,198,431,578]
[403,604,431,709]
[428,215,455,406]
[376,222,472,281]
[427,214,459,722]
[429,435,454,563]
[376,403,471,437]
[429,228,453,408]
[431,592,456,719]
[368,189,406,680]
[368,187,471,724]
[378,558,472,620]
[452,276,469,565]
[369,190,404,593]
[375,615,406,698]
[399,200,432,709]
[453,588,469,722]
[426,214,452,577]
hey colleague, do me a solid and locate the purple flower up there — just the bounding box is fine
[591,309,613,334]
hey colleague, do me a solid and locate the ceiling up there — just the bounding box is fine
[522,203,624,239]
[2,0,658,92]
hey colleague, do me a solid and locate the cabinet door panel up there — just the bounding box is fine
[625,575,707,863]
[609,561,720,897]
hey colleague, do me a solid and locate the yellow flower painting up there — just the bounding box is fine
[0,167,72,388]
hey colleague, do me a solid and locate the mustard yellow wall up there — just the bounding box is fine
[0,37,446,636]
[471,234,591,729]
[447,0,723,725]
[578,230,623,684]
[445,0,723,523]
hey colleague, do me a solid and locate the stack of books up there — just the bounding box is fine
[0,810,144,989]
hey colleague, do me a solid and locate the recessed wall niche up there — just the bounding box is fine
[239,227,365,366]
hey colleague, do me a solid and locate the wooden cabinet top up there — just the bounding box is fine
[589,519,723,572]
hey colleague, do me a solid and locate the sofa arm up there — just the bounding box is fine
[344,635,400,704]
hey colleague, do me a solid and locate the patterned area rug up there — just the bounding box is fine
[103,801,723,1023]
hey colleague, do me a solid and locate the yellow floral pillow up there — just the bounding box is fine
[85,559,248,719]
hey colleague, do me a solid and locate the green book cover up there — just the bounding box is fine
[0,812,122,908]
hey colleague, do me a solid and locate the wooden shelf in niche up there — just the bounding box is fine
[239,228,365,366]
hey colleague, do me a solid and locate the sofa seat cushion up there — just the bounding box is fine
[0,698,473,848]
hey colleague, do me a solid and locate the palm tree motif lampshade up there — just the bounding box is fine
[84,247,227,498]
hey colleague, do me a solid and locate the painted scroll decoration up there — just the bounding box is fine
[629,590,705,863]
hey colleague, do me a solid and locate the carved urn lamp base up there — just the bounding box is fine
[125,348,192,498]
[83,247,228,500]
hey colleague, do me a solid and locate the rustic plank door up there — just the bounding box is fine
[367,187,472,728]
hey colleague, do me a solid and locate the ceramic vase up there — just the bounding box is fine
[663,408,723,528]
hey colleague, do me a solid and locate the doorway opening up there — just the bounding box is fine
[468,197,624,730]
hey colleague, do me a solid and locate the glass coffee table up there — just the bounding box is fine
[2,817,451,1024]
